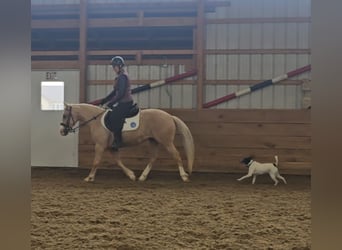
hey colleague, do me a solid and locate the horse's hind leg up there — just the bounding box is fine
[139,140,159,182]
[84,144,104,182]
[165,143,189,182]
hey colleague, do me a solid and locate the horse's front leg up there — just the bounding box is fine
[109,151,136,181]
[84,144,105,182]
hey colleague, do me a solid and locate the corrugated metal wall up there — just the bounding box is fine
[205,0,311,109]
[31,0,80,4]
[87,0,194,3]
[87,65,197,109]
[33,0,311,109]
[31,0,192,4]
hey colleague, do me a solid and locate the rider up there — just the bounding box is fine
[100,56,133,151]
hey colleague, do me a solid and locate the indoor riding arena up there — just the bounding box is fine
[31,0,311,249]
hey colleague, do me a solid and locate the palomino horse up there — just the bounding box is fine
[59,103,195,182]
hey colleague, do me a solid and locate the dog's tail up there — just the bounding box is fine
[274,155,279,166]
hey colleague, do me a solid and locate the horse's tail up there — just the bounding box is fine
[172,116,195,175]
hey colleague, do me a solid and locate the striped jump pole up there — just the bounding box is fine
[131,69,197,94]
[202,65,311,109]
[89,69,197,105]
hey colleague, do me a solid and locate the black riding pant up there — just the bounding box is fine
[108,101,133,133]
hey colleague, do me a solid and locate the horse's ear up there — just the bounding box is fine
[64,102,69,108]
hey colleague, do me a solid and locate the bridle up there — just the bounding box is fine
[60,106,76,134]
[60,105,106,134]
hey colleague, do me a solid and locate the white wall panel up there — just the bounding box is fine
[182,85,193,109]
[274,23,287,49]
[262,55,274,79]
[206,55,216,80]
[298,0,311,17]
[237,0,252,18]
[286,0,299,17]
[88,0,194,3]
[206,25,216,50]
[251,24,263,49]
[250,55,263,80]
[227,25,239,49]
[227,55,239,79]
[160,85,172,108]
[261,85,274,108]
[273,85,286,109]
[239,24,251,49]
[273,55,286,76]
[127,65,138,80]
[239,55,250,79]
[298,23,310,49]
[262,0,275,18]
[274,0,287,17]
[286,23,298,49]
[217,24,228,49]
[284,85,298,109]
[262,23,275,49]
[171,85,182,108]
[32,0,79,4]
[250,0,263,18]
[216,55,228,80]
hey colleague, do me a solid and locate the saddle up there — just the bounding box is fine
[125,103,139,118]
[102,103,141,132]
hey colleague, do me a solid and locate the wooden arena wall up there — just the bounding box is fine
[79,109,311,175]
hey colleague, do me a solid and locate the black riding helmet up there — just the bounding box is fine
[110,56,125,68]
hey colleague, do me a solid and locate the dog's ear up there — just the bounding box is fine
[240,156,251,165]
[240,156,248,163]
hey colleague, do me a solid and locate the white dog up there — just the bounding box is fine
[237,156,287,186]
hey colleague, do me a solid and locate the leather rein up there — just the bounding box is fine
[60,106,105,134]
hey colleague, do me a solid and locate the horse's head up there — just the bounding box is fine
[59,103,77,136]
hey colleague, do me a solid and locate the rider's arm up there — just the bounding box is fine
[100,88,116,105]
[107,75,128,106]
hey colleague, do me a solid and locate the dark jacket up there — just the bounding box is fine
[101,71,133,106]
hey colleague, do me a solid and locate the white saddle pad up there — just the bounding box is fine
[101,109,140,133]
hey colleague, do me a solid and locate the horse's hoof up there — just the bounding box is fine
[181,175,190,182]
[84,176,94,182]
[129,174,136,181]
[138,175,147,182]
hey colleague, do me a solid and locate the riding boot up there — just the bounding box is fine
[111,130,123,151]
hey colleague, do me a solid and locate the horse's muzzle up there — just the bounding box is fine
[60,123,70,136]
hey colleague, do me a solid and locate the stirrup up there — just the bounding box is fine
[111,140,122,151]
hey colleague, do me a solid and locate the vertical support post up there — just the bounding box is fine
[136,51,142,65]
[79,0,88,102]
[196,0,205,110]
[192,27,197,72]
